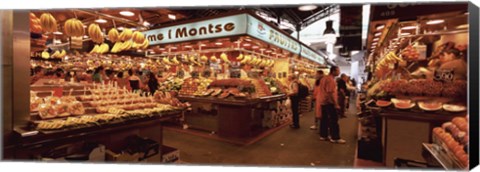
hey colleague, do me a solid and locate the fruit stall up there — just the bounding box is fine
[360,4,469,169]
[3,9,328,160]
[140,11,326,144]
[4,10,191,162]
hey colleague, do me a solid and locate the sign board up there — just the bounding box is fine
[246,15,301,54]
[371,3,468,21]
[144,13,325,65]
[143,14,248,45]
[300,45,325,64]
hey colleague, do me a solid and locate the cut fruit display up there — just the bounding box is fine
[443,104,467,113]
[418,101,443,111]
[376,100,392,107]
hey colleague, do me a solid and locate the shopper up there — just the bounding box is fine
[116,71,129,90]
[318,66,346,144]
[92,66,105,83]
[311,70,325,130]
[31,66,44,85]
[128,69,142,92]
[287,75,300,129]
[337,74,348,118]
[147,72,160,96]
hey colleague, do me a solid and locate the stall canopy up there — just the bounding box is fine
[142,12,326,65]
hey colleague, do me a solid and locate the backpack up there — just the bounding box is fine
[297,83,309,99]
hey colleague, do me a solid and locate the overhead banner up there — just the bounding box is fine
[143,14,248,45]
[246,15,301,54]
[143,13,324,65]
[300,45,325,65]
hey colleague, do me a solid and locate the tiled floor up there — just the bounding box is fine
[163,99,361,168]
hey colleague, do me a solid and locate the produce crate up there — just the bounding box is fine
[162,145,180,163]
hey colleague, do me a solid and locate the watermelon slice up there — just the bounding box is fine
[419,101,442,111]
[376,100,392,107]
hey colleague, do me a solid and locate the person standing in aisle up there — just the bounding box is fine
[319,66,346,144]
[288,75,300,129]
[337,74,348,118]
[311,70,325,130]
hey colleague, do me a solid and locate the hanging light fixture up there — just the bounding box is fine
[323,20,336,44]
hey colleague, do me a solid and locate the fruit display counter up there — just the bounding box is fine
[177,78,288,143]
[362,7,469,167]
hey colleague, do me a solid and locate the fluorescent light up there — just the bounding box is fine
[266,50,272,53]
[83,35,89,38]
[117,27,124,31]
[130,28,137,31]
[184,45,192,48]
[200,44,207,47]
[168,14,176,20]
[53,31,63,35]
[376,25,385,30]
[372,38,379,41]
[374,32,381,37]
[298,5,317,11]
[260,48,266,51]
[243,43,251,47]
[401,26,416,30]
[334,45,343,48]
[119,11,135,17]
[143,21,150,27]
[351,50,360,56]
[95,18,107,23]
[371,45,376,48]
[170,47,177,50]
[215,42,223,45]
[456,24,469,29]
[245,38,252,42]
[83,25,87,28]
[372,42,378,46]
[252,46,259,49]
[400,32,411,36]
[159,48,165,51]
[426,19,444,25]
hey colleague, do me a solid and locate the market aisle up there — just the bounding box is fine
[163,99,359,167]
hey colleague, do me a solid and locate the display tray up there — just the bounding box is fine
[178,95,258,106]
[30,110,183,135]
[422,143,465,170]
[178,94,286,106]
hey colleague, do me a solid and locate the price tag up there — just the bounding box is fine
[434,69,454,82]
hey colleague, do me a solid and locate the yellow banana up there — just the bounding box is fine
[141,39,149,49]
[99,43,109,54]
[200,55,208,62]
[51,50,60,58]
[59,49,66,58]
[210,55,218,62]
[220,53,230,63]
[90,44,99,54]
[172,56,180,65]
[120,28,133,41]
[41,51,50,59]
[236,53,244,60]
[163,58,172,65]
[108,28,119,43]
[120,40,132,51]
[132,31,145,44]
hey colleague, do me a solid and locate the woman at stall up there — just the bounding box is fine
[147,72,160,96]
[128,69,142,92]
[92,66,105,83]
[311,70,325,130]
[30,66,44,85]
[116,71,129,90]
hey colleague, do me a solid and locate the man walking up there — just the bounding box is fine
[318,66,346,144]
[288,75,300,129]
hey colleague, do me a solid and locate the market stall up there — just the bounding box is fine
[4,10,192,162]
[360,4,469,169]
[139,11,326,144]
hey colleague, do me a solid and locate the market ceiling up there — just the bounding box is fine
[32,5,334,36]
